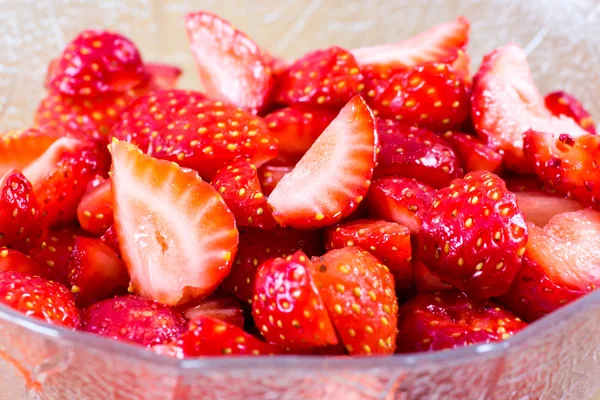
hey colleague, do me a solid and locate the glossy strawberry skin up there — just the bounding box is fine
[77,178,113,234]
[100,225,120,255]
[0,249,49,277]
[545,91,596,135]
[182,295,245,329]
[442,131,503,174]
[413,260,453,292]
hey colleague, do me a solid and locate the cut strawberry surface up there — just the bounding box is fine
[100,225,120,255]
[544,91,596,135]
[0,128,60,177]
[268,95,377,229]
[252,251,338,350]
[375,119,462,188]
[29,226,83,286]
[413,260,453,292]
[185,11,274,111]
[257,157,295,196]
[442,131,503,174]
[145,62,183,90]
[396,291,526,353]
[77,178,113,234]
[182,295,244,328]
[418,171,528,299]
[509,183,583,227]
[110,140,238,306]
[0,249,49,277]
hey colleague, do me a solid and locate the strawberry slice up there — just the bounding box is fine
[311,247,398,355]
[221,227,323,303]
[257,157,295,196]
[252,251,338,350]
[211,160,276,229]
[442,131,503,174]
[110,140,238,305]
[545,91,596,135]
[0,249,49,277]
[471,45,587,172]
[100,225,120,255]
[67,237,129,307]
[366,177,436,234]
[77,178,113,234]
[418,171,528,299]
[185,11,274,111]
[501,210,600,321]
[29,226,83,285]
[396,290,526,352]
[268,95,377,229]
[145,62,183,90]
[375,119,462,188]
[0,271,80,328]
[324,219,413,290]
[0,128,60,177]
[413,260,453,292]
[182,295,244,328]
[81,295,186,346]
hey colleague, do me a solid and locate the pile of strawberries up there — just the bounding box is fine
[0,11,598,358]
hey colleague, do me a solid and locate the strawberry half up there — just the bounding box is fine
[396,290,526,352]
[110,140,238,305]
[0,249,49,277]
[257,157,295,196]
[29,226,83,285]
[413,260,453,292]
[268,95,377,229]
[442,131,503,174]
[145,62,183,90]
[182,295,244,329]
[0,128,60,177]
[77,178,113,234]
[418,171,528,299]
[544,91,596,135]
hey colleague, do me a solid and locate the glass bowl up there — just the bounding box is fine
[1,0,599,398]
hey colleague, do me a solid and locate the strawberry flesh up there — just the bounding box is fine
[257,157,295,196]
[182,295,244,328]
[0,128,60,178]
[544,91,596,135]
[100,225,120,255]
[145,62,183,90]
[442,131,503,174]
[413,260,453,292]
[0,249,49,278]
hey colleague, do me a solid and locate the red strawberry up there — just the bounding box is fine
[100,225,120,255]
[274,47,363,108]
[442,131,503,174]
[418,171,528,299]
[29,226,83,285]
[145,62,183,90]
[0,249,49,277]
[77,178,113,234]
[81,295,186,346]
[375,119,462,188]
[112,90,278,180]
[471,45,587,172]
[211,160,276,229]
[0,271,80,328]
[221,227,323,303]
[0,128,60,177]
[182,295,244,328]
[545,91,596,135]
[257,157,295,196]
[268,96,377,229]
[500,209,600,321]
[324,219,413,290]
[311,247,398,355]
[110,140,238,305]
[252,251,338,350]
[185,11,275,112]
[366,177,436,234]
[67,237,129,307]
[48,30,149,97]
[396,290,526,352]
[413,260,453,292]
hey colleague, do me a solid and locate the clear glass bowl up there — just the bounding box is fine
[0,0,599,398]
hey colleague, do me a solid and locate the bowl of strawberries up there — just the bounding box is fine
[0,0,599,399]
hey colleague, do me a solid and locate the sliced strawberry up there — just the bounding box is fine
[413,260,453,292]
[112,90,278,180]
[67,237,129,307]
[211,160,276,229]
[77,178,113,234]
[0,128,60,177]
[375,119,462,188]
[268,95,377,229]
[324,219,413,290]
[510,183,583,227]
[185,11,274,111]
[0,270,80,328]
[471,45,587,172]
[257,157,295,196]
[418,171,528,299]
[252,251,338,350]
[396,290,526,352]
[145,62,183,90]
[442,131,503,174]
[110,140,238,305]
[366,177,436,234]
[182,295,244,328]
[81,295,186,346]
[221,227,323,303]
[545,91,596,135]
[0,249,49,277]
[311,247,398,355]
[100,225,120,255]
[29,226,83,285]
[501,210,600,321]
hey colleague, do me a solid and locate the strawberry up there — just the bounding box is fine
[145,62,183,90]
[500,209,600,321]
[471,45,587,172]
[211,160,276,229]
[0,271,80,328]
[544,91,596,135]
[274,47,363,108]
[252,251,338,350]
[112,90,278,180]
[182,295,244,328]
[257,157,295,196]
[221,227,323,303]
[100,225,120,255]
[47,30,149,97]
[366,177,436,234]
[185,11,275,112]
[418,171,528,299]
[77,178,113,234]
[67,237,129,307]
[413,260,453,292]
[110,140,238,305]
[0,128,60,177]
[268,95,377,229]
[396,290,526,352]
[81,295,186,346]
[311,247,398,355]
[375,119,462,188]
[0,249,49,277]
[324,219,413,290]
[442,131,503,174]
[29,226,83,285]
